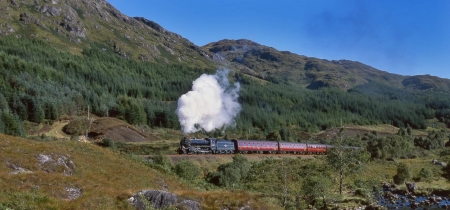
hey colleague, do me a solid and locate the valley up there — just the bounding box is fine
[1,0,450,209]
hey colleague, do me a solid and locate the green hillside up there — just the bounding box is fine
[2,37,450,140]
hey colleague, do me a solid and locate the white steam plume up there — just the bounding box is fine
[176,69,241,134]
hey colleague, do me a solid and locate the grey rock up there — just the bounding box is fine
[47,6,61,16]
[38,5,61,16]
[0,23,15,36]
[59,17,86,38]
[134,17,166,33]
[37,153,76,176]
[405,182,418,193]
[7,162,32,174]
[129,190,178,210]
[10,0,19,7]
[66,187,82,200]
[432,159,447,166]
[178,200,200,210]
[382,182,391,189]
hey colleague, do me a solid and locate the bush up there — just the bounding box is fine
[174,160,200,181]
[415,167,433,182]
[102,138,115,148]
[149,154,173,173]
[207,154,250,188]
[393,163,412,184]
[443,165,450,181]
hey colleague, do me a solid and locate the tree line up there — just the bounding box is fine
[1,37,450,137]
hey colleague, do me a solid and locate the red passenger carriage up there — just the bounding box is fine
[278,142,308,154]
[233,139,278,154]
[306,144,333,154]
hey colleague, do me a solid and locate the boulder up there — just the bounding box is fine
[129,190,177,210]
[405,182,418,193]
[128,190,201,210]
[382,182,391,190]
[178,200,200,210]
[432,159,447,167]
[66,187,82,200]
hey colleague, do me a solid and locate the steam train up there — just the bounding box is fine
[177,137,334,155]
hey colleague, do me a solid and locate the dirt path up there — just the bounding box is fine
[47,121,71,140]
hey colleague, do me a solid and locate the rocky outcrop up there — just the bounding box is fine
[134,17,166,33]
[0,23,15,36]
[37,153,76,176]
[178,200,200,210]
[128,190,200,210]
[58,16,86,38]
[7,162,32,174]
[37,4,62,16]
[66,187,82,200]
[19,13,47,29]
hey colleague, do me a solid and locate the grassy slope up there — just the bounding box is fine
[0,133,284,209]
[0,133,164,209]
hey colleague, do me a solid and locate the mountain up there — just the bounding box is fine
[202,39,450,91]
[2,0,449,92]
[0,0,215,67]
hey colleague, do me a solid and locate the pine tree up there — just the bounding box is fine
[1,110,25,136]
[0,93,8,111]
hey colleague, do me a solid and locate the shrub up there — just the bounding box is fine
[443,165,450,181]
[415,167,433,182]
[393,163,412,184]
[207,154,250,188]
[102,138,115,148]
[149,154,173,173]
[174,160,200,181]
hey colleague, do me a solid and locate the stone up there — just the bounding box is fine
[129,190,178,210]
[178,200,200,210]
[405,182,418,193]
[37,153,76,176]
[66,187,82,200]
[7,162,32,174]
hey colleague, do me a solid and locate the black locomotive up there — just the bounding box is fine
[178,137,235,154]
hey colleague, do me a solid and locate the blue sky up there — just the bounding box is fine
[107,0,450,79]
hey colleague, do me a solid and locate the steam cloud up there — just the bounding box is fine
[176,69,241,134]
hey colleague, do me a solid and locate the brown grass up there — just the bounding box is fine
[0,133,174,209]
[0,133,287,209]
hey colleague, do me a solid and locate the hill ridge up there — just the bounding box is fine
[202,39,450,91]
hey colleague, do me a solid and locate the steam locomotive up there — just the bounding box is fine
[177,137,334,155]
